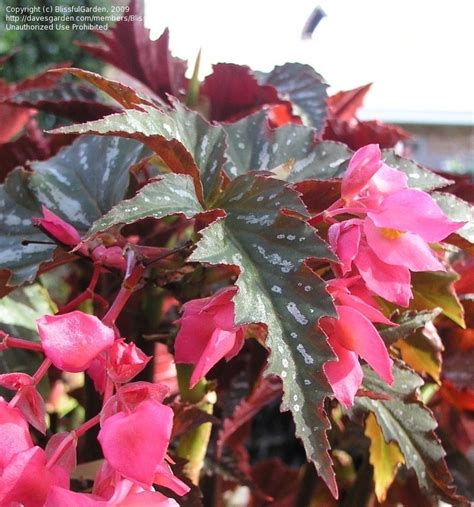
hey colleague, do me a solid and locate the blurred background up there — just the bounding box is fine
[1,0,472,171]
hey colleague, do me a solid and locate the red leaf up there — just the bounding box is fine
[324,118,410,150]
[200,63,291,122]
[250,458,299,506]
[78,1,187,101]
[294,179,342,214]
[216,374,282,458]
[0,104,33,143]
[328,83,372,122]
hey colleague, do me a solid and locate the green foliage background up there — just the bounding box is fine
[0,0,111,82]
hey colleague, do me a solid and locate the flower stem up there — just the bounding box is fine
[0,332,43,352]
[32,358,52,384]
[102,264,146,326]
[176,364,215,485]
[46,414,100,469]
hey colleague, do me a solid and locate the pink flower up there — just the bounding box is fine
[46,480,181,506]
[33,205,84,250]
[328,145,464,306]
[320,304,394,408]
[0,398,33,472]
[0,446,68,507]
[174,286,245,387]
[98,399,173,487]
[37,311,115,372]
[0,374,46,433]
[320,278,395,407]
[106,339,151,383]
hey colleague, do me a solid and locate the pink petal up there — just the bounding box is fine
[0,446,68,507]
[175,286,243,388]
[368,189,464,242]
[16,385,46,434]
[321,329,363,408]
[174,313,217,365]
[341,144,382,201]
[364,218,445,272]
[370,164,408,195]
[45,433,77,476]
[34,205,82,247]
[87,355,107,394]
[355,244,412,307]
[98,400,173,487]
[189,328,241,388]
[0,372,34,390]
[335,291,395,325]
[328,219,362,274]
[46,487,105,507]
[101,382,170,424]
[333,305,393,384]
[0,399,33,471]
[107,339,151,383]
[154,463,191,497]
[37,312,115,372]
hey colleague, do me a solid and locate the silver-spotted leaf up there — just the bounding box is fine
[355,363,463,504]
[87,173,204,237]
[257,62,328,133]
[431,191,474,243]
[382,151,453,191]
[0,136,148,287]
[190,173,339,495]
[223,111,351,181]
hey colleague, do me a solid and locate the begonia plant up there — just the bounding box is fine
[0,1,473,505]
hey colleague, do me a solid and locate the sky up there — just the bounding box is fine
[145,0,474,124]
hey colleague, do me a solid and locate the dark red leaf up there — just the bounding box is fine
[78,1,187,101]
[0,104,33,143]
[171,403,219,438]
[328,83,372,121]
[200,63,291,122]
[293,179,341,214]
[250,458,299,506]
[0,121,75,183]
[216,375,282,458]
[323,118,410,150]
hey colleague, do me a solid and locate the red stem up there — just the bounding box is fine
[102,264,146,326]
[46,414,101,469]
[32,358,52,384]
[58,265,108,314]
[0,333,44,352]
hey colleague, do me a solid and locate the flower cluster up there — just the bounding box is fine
[319,144,463,405]
[0,143,465,504]
[0,272,189,505]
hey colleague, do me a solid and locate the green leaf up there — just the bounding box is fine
[380,309,441,346]
[222,111,351,181]
[382,151,453,191]
[431,191,474,243]
[190,173,339,494]
[170,101,227,202]
[0,136,149,287]
[355,363,462,503]
[52,103,230,204]
[0,284,56,375]
[411,271,465,327]
[0,283,55,341]
[87,174,204,237]
[256,63,328,133]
